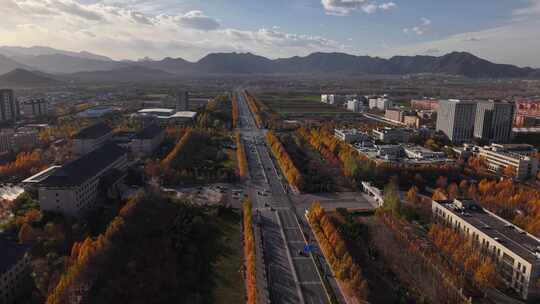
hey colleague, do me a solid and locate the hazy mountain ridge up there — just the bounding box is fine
[0,46,539,83]
[0,69,61,87]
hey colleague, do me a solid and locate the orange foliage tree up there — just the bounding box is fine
[236,131,248,179]
[266,131,304,191]
[232,94,239,128]
[0,150,47,178]
[243,199,257,304]
[307,203,369,301]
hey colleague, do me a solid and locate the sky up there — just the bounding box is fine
[1,0,540,67]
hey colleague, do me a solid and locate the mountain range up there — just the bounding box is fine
[0,46,539,86]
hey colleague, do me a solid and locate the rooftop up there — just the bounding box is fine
[138,108,175,115]
[73,123,112,140]
[40,143,126,187]
[169,111,197,119]
[0,234,31,274]
[436,199,540,264]
[134,124,164,140]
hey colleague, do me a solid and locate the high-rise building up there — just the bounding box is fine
[0,89,19,123]
[347,99,364,112]
[176,90,189,111]
[474,100,514,143]
[436,99,477,143]
[21,98,49,118]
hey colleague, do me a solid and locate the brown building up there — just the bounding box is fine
[404,115,420,128]
[411,98,439,110]
[515,99,540,127]
[385,108,405,122]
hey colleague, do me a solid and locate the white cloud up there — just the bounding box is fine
[321,0,396,16]
[403,17,431,35]
[173,10,220,31]
[0,0,343,61]
[384,19,540,67]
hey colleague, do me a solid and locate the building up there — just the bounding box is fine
[474,100,514,143]
[411,98,439,110]
[368,96,393,110]
[35,143,128,217]
[403,145,446,161]
[403,115,421,128]
[321,94,346,106]
[515,99,540,127]
[72,123,113,156]
[131,124,165,157]
[0,89,19,123]
[132,108,197,126]
[475,144,538,181]
[347,99,364,113]
[436,99,477,143]
[77,106,118,118]
[376,145,403,160]
[385,108,405,122]
[0,128,40,153]
[372,127,410,143]
[0,235,31,304]
[20,98,48,118]
[432,199,540,301]
[334,129,370,143]
[176,90,189,111]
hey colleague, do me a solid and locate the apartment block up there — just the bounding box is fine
[347,99,364,113]
[0,89,19,123]
[20,98,49,118]
[321,94,345,106]
[34,143,128,217]
[432,199,540,301]
[474,100,514,143]
[411,98,439,110]
[436,99,477,143]
[176,90,189,111]
[368,96,393,110]
[515,99,540,127]
[0,235,31,304]
[475,144,538,181]
[72,123,113,156]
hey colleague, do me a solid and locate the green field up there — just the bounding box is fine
[212,211,245,304]
[258,94,353,117]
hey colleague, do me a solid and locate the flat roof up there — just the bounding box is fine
[436,200,540,264]
[73,123,112,140]
[22,165,62,183]
[169,111,197,118]
[138,108,175,114]
[40,143,126,187]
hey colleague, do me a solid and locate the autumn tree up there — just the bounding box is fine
[406,186,420,205]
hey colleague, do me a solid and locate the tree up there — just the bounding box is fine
[474,260,498,290]
[447,183,459,200]
[406,186,420,205]
[383,182,401,217]
[19,223,38,243]
[503,165,516,179]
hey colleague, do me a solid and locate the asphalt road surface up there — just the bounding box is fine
[236,91,332,304]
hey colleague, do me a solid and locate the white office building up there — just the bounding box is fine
[334,129,370,143]
[475,144,539,181]
[436,99,477,143]
[347,99,364,113]
[432,199,540,301]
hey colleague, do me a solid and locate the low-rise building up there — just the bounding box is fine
[131,124,165,157]
[403,145,446,161]
[403,115,420,128]
[432,199,540,301]
[36,143,128,217]
[72,123,113,156]
[132,108,197,126]
[372,127,411,143]
[334,129,370,143]
[411,98,439,110]
[475,144,538,181]
[0,235,31,304]
[376,145,403,160]
[0,128,40,153]
[385,108,406,122]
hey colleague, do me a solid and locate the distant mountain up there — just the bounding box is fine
[64,66,177,83]
[0,55,33,75]
[8,53,124,74]
[0,69,62,87]
[136,51,539,78]
[1,45,537,80]
[0,46,113,61]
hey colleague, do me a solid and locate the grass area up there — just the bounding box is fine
[260,95,352,117]
[212,211,245,304]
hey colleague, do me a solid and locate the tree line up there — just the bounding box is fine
[243,199,257,304]
[236,131,248,180]
[307,203,369,301]
[266,131,304,191]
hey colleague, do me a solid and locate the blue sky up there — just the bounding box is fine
[2,0,540,66]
